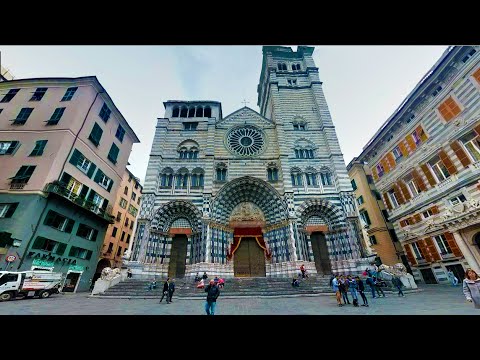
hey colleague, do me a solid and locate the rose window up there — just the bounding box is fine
[226,126,265,156]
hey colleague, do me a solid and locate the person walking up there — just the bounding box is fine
[202,272,208,280]
[447,269,458,286]
[167,278,176,303]
[204,279,220,315]
[159,278,170,303]
[292,276,300,287]
[366,274,377,298]
[127,268,132,278]
[392,276,404,297]
[332,275,342,307]
[300,264,308,279]
[355,276,369,307]
[348,275,359,307]
[462,268,480,309]
[373,276,386,297]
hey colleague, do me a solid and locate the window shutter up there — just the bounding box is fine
[418,240,432,262]
[387,152,396,168]
[60,173,72,186]
[400,220,406,227]
[382,192,392,210]
[415,125,428,143]
[450,141,471,168]
[5,141,19,155]
[439,149,457,175]
[381,157,391,173]
[101,199,109,210]
[371,167,379,181]
[87,162,97,179]
[420,164,437,186]
[43,210,55,226]
[430,205,439,214]
[56,243,67,256]
[92,229,99,242]
[398,140,409,157]
[425,237,441,261]
[33,236,46,249]
[69,149,82,166]
[4,203,19,218]
[25,166,36,177]
[405,135,417,153]
[393,183,405,205]
[398,180,412,201]
[444,232,463,257]
[69,247,75,257]
[87,190,96,202]
[79,185,89,199]
[65,219,75,234]
[94,168,103,183]
[107,179,114,192]
[413,214,422,223]
[412,169,427,192]
[86,251,92,261]
[404,244,417,265]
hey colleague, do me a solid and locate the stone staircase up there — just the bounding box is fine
[92,275,411,299]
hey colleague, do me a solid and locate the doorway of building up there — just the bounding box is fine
[446,264,465,283]
[234,237,266,277]
[420,268,437,284]
[62,271,82,292]
[310,232,332,275]
[168,234,188,279]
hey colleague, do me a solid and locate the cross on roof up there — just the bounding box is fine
[242,99,249,107]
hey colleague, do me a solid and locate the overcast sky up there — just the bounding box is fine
[0,45,448,183]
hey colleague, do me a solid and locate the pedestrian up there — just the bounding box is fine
[202,272,208,280]
[168,278,176,303]
[205,279,220,315]
[196,278,205,289]
[159,278,170,303]
[348,275,359,307]
[332,275,342,306]
[218,278,225,289]
[339,275,350,305]
[392,276,404,297]
[300,264,308,279]
[214,275,219,284]
[292,276,300,287]
[194,272,200,282]
[355,276,369,307]
[373,276,386,297]
[447,269,458,286]
[148,279,157,291]
[127,268,132,278]
[462,268,480,309]
[366,274,377,298]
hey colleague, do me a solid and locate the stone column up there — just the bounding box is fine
[206,223,211,263]
[452,231,480,274]
[289,222,298,261]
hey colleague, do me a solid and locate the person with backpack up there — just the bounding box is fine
[355,276,369,306]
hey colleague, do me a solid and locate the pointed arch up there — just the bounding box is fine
[151,200,203,232]
[296,199,346,230]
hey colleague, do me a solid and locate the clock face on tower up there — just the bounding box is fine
[226,125,265,157]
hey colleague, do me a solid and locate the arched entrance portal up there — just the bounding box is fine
[168,234,188,278]
[310,232,332,275]
[93,258,112,286]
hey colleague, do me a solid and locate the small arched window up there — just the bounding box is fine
[320,172,332,186]
[305,169,317,186]
[204,106,212,118]
[176,169,189,188]
[215,163,227,182]
[124,186,128,195]
[191,168,205,188]
[195,107,204,117]
[160,168,174,188]
[180,106,188,117]
[172,106,179,117]
[291,169,303,186]
[188,107,195,118]
[267,167,279,182]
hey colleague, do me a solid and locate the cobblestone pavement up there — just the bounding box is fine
[1,285,478,315]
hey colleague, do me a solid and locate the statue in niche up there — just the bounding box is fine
[230,202,265,222]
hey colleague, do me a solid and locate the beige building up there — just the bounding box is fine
[347,158,406,267]
[356,46,480,284]
[0,76,140,292]
[95,168,142,279]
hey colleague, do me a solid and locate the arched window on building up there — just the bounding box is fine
[176,168,189,188]
[292,63,301,71]
[172,106,179,117]
[180,106,188,117]
[191,168,205,188]
[474,233,480,251]
[188,107,195,118]
[195,107,204,117]
[305,168,318,187]
[124,186,128,195]
[178,140,200,160]
[215,163,227,182]
[160,168,174,188]
[320,169,333,186]
[293,138,315,159]
[277,63,287,71]
[267,163,279,182]
[204,106,212,118]
[291,168,303,186]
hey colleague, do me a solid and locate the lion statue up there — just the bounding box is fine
[378,263,407,277]
[100,267,122,281]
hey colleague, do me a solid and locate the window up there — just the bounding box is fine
[13,108,33,125]
[61,87,78,101]
[291,172,303,186]
[116,247,123,256]
[0,203,19,218]
[351,179,357,190]
[216,168,227,182]
[10,165,36,185]
[32,237,66,255]
[129,193,136,203]
[411,130,421,145]
[411,242,423,259]
[116,212,122,222]
[381,209,390,222]
[88,123,103,147]
[438,96,461,122]
[134,182,139,190]
[125,218,129,227]
[130,222,134,230]
[357,196,364,205]
[69,246,92,260]
[305,172,317,186]
[46,107,66,125]
[295,149,314,159]
[183,122,198,131]
[65,176,82,197]
[389,229,399,242]
[176,173,188,188]
[191,173,204,187]
[0,141,20,155]
[460,132,480,162]
[204,107,212,117]
[0,274,19,286]
[360,210,371,226]
[76,153,92,173]
[30,87,47,101]
[107,243,113,253]
[449,194,466,206]
[369,235,377,245]
[422,209,433,218]
[29,140,47,156]
[161,173,174,187]
[267,168,279,182]
[99,103,111,122]
[403,218,410,226]
[376,163,385,177]
[432,85,442,97]
[172,107,179,117]
[97,172,112,190]
[406,178,420,197]
[387,189,399,208]
[320,172,332,186]
[115,125,126,142]
[112,227,118,237]
[120,231,126,242]
[287,79,297,86]
[462,48,476,63]
[76,224,98,241]
[293,123,305,131]
[128,205,138,217]
[366,175,373,184]
[428,156,450,183]
[124,186,128,195]
[127,234,131,243]
[277,63,287,71]
[119,198,128,209]
[0,89,20,103]
[433,234,452,255]
[372,190,382,200]
[107,143,119,164]
[392,146,403,161]
[407,114,415,123]
[43,210,74,233]
[292,63,301,71]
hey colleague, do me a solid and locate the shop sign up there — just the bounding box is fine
[32,259,55,268]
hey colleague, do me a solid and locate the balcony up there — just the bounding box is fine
[10,182,26,190]
[44,182,114,224]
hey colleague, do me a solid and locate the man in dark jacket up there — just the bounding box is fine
[159,278,170,303]
[204,279,220,315]
[167,278,176,303]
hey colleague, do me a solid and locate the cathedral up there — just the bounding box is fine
[131,46,369,279]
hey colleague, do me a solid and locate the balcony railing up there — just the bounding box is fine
[43,182,114,223]
[10,182,26,190]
